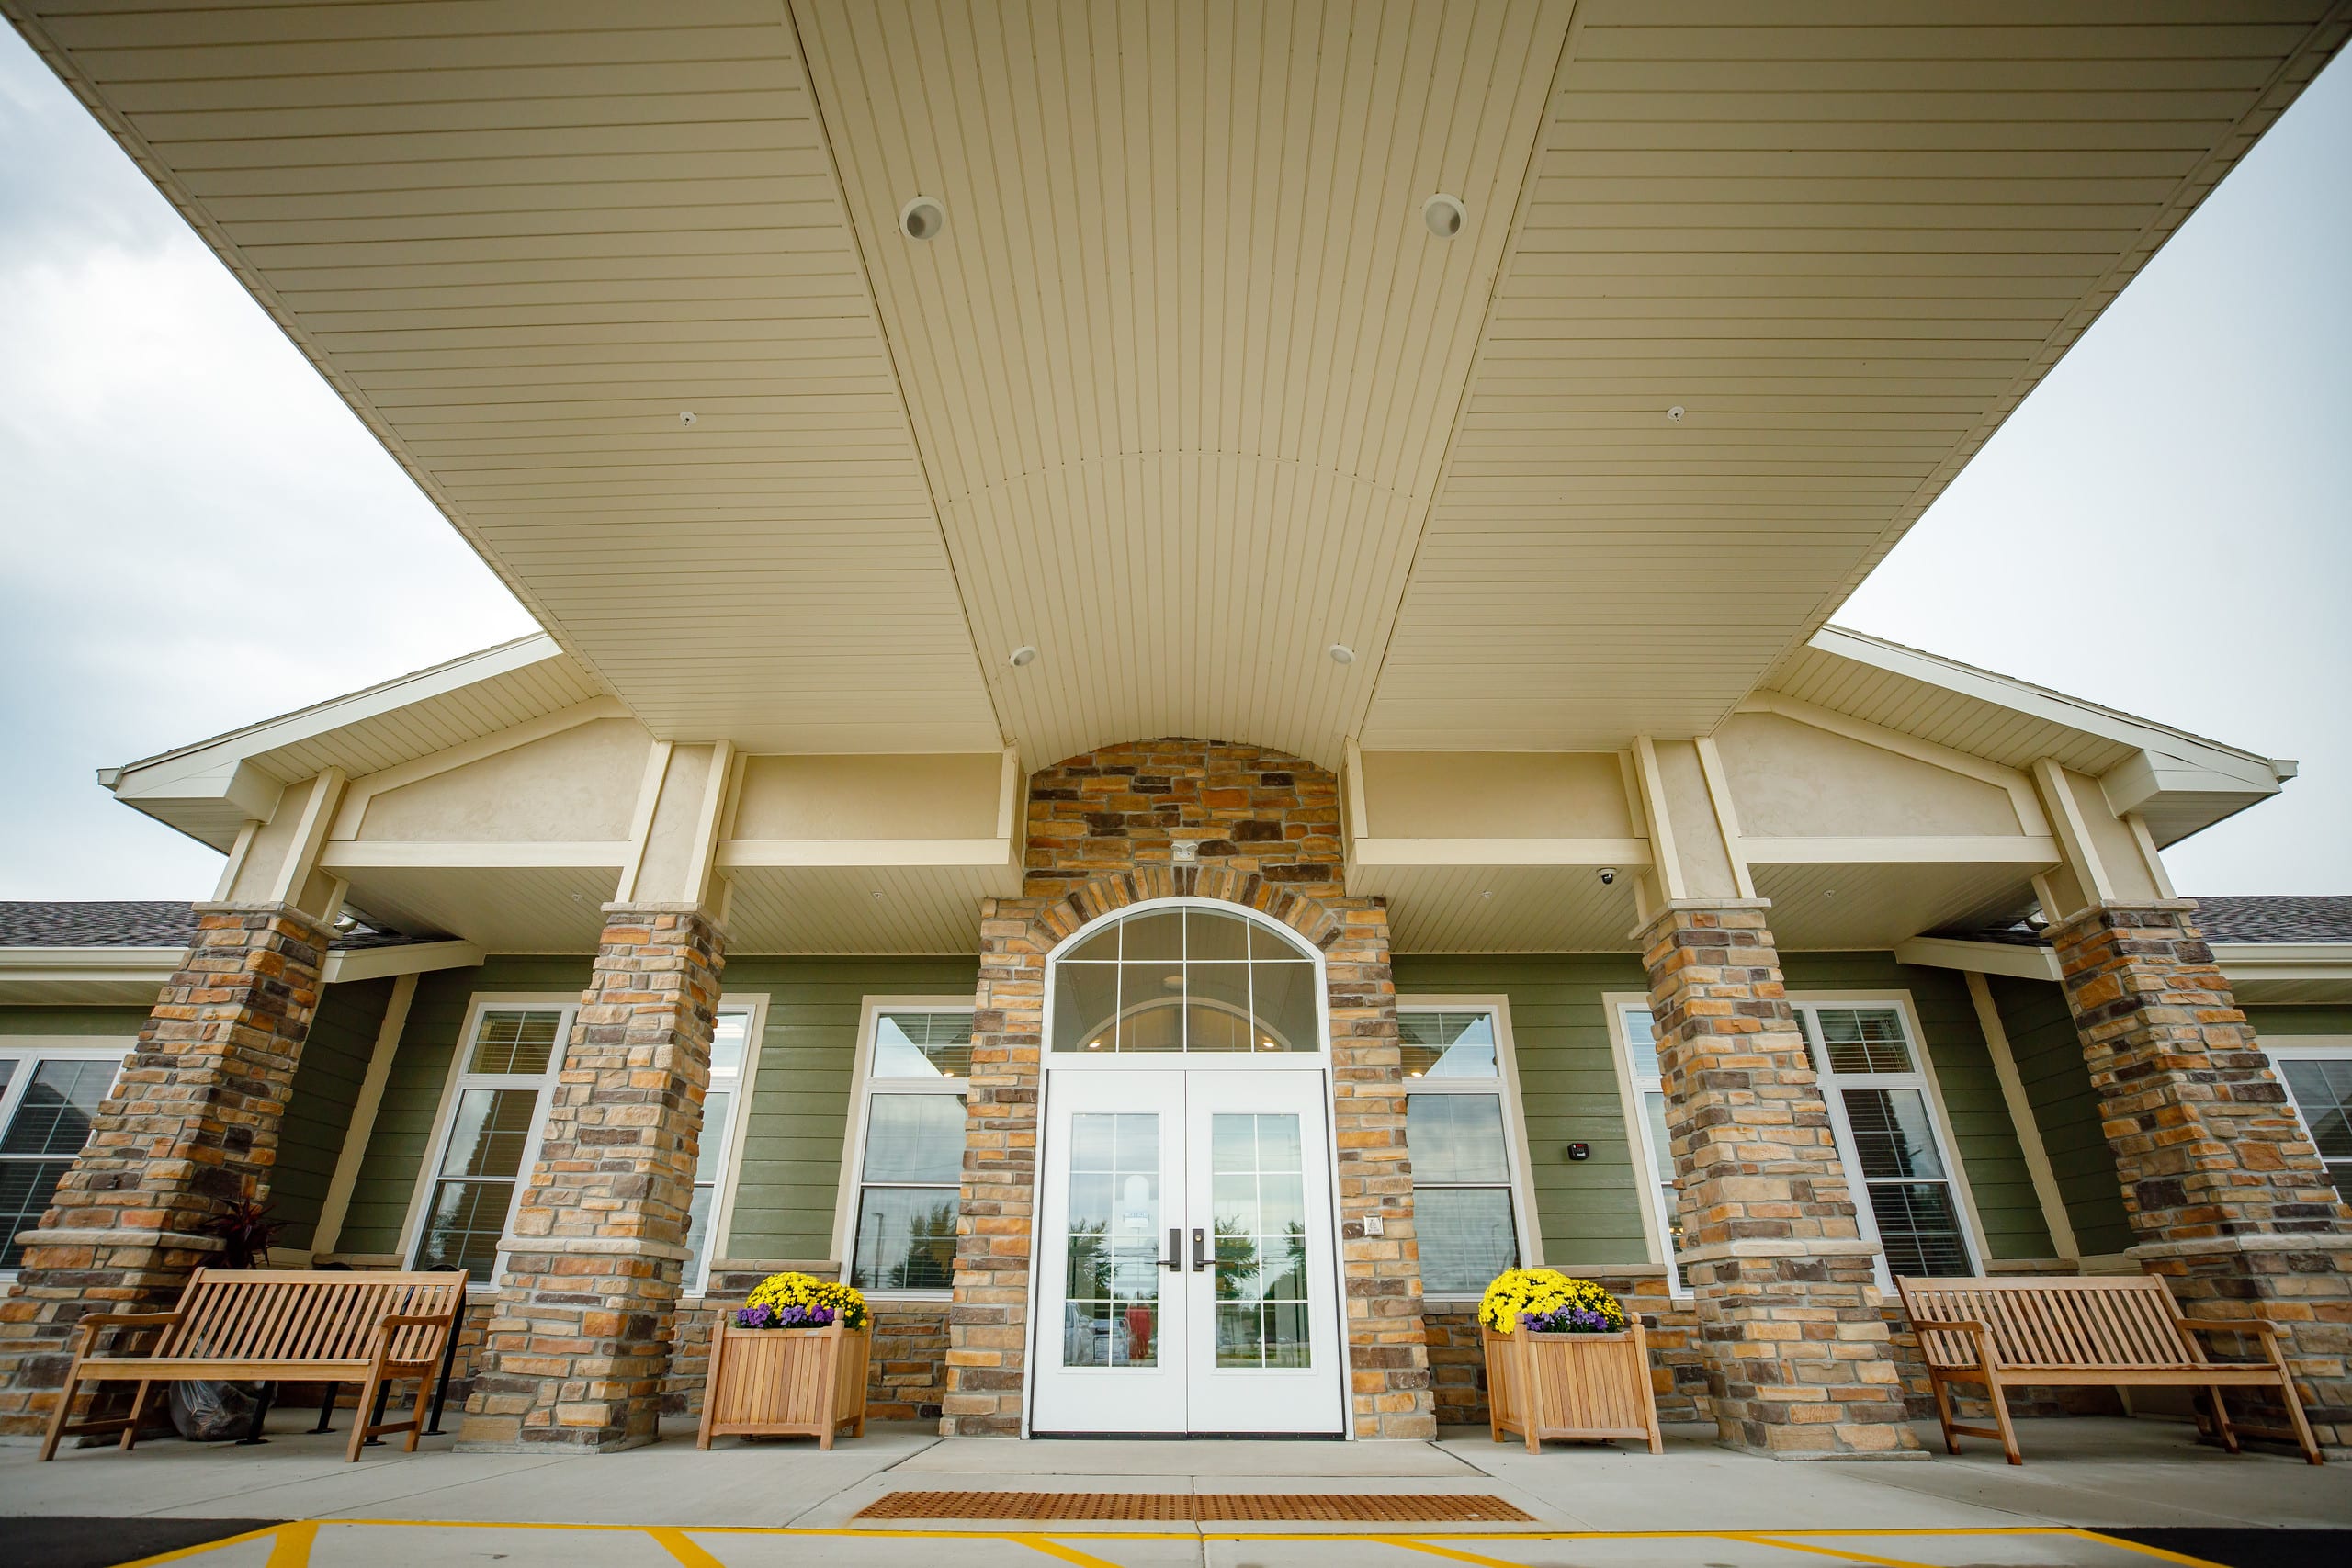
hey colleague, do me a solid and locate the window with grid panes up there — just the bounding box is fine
[1397,1010,1524,1295]
[412,1005,568,1280]
[1798,1004,1973,1282]
[1613,1004,1689,1293]
[0,1048,125,1271]
[848,1010,973,1292]
[682,1006,755,1293]
[2267,1046,2352,1199]
[1048,906,1319,1055]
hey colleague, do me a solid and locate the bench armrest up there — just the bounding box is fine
[2176,1316,2286,1358]
[1909,1318,1998,1370]
[73,1312,183,1353]
[2176,1317,2278,1337]
[368,1311,462,1351]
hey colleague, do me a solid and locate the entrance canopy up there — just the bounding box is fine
[12,1,2343,768]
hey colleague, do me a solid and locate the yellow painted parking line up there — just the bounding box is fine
[1013,1534,1132,1567]
[1730,1532,1942,1568]
[1371,1536,1534,1567]
[261,1522,315,1568]
[108,1523,294,1568]
[2063,1529,2233,1568]
[91,1517,2254,1566]
[649,1525,729,1568]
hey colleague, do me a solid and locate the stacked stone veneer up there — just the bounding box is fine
[1639,902,1919,1458]
[0,902,329,1436]
[945,739,1433,1438]
[2050,900,2352,1448]
[457,904,724,1452]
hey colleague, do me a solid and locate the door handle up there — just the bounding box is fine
[1191,1227,1209,1272]
[1159,1227,1181,1271]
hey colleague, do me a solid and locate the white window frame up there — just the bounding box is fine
[0,1039,134,1280]
[831,996,975,1301]
[1605,992,1988,1296]
[1396,996,1541,1303]
[2261,1035,2352,1196]
[399,994,578,1293]
[684,992,768,1300]
[1039,897,1331,1071]
[1603,994,1689,1298]
[1794,992,1988,1292]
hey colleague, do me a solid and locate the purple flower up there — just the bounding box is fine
[737,1304,776,1329]
[1522,1304,1614,1335]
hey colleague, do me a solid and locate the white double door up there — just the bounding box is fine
[1031,1068,1345,1436]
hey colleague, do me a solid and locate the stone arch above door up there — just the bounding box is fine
[939,739,1433,1439]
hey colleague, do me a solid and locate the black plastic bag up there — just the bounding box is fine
[169,1379,266,1441]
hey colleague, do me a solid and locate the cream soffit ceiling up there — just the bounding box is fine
[14,1,2346,769]
[797,0,1571,768]
[14,0,1003,756]
[1362,0,2347,750]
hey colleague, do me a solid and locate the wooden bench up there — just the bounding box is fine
[1896,1274,2322,1466]
[40,1269,468,1464]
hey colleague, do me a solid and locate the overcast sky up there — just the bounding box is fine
[2,36,2345,904]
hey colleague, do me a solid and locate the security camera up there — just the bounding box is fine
[1598,867,1618,886]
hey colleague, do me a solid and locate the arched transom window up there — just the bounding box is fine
[1049,901,1321,1055]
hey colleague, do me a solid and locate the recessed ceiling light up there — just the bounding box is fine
[1666,405,1686,423]
[1328,643,1355,665]
[678,410,697,425]
[1009,645,1038,668]
[1423,193,1465,239]
[900,195,945,240]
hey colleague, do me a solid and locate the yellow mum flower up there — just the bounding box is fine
[1478,1267,1628,1336]
[742,1270,870,1331]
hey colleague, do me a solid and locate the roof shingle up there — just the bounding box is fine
[0,901,201,948]
[2190,896,2352,945]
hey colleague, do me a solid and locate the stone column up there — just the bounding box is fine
[457,903,724,1452]
[0,902,330,1436]
[2050,900,2352,1449]
[1638,900,1919,1459]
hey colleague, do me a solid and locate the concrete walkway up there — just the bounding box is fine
[1,1414,2346,1566]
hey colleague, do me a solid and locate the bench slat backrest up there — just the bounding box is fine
[1896,1275,2195,1371]
[155,1270,466,1364]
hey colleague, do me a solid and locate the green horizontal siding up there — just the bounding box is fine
[270,977,394,1252]
[1394,953,2059,1273]
[1781,953,2054,1264]
[335,956,593,1258]
[1392,953,1655,1269]
[0,1006,150,1038]
[2245,1004,2352,1039]
[329,953,980,1268]
[1985,975,2133,1258]
[722,955,981,1262]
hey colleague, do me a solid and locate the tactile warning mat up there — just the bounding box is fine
[854,1491,1534,1522]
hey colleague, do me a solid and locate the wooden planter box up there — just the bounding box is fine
[696,1320,870,1450]
[1482,1320,1664,1453]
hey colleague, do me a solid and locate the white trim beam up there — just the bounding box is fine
[320,840,630,871]
[1894,937,2063,985]
[322,940,485,986]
